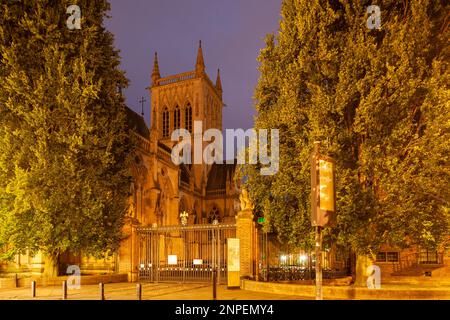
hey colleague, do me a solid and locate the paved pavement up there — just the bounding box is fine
[0,282,311,300]
[3,282,447,300]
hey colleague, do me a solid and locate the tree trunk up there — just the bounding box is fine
[354,254,375,287]
[43,254,60,278]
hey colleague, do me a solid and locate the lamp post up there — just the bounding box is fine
[180,210,189,283]
[212,218,219,300]
[311,141,336,300]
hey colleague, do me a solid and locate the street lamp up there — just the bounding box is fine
[210,217,220,299]
[311,141,336,300]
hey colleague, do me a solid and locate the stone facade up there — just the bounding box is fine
[118,42,240,281]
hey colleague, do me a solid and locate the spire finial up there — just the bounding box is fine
[195,40,205,76]
[215,68,222,99]
[152,51,161,86]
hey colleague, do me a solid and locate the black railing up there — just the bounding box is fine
[260,266,349,282]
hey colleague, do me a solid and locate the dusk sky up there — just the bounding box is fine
[105,0,282,131]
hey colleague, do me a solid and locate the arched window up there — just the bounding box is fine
[162,107,169,138]
[208,205,220,223]
[174,105,181,130]
[185,103,192,132]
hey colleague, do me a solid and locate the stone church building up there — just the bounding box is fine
[117,42,241,280]
[125,41,239,227]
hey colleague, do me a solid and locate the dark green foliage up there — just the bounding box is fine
[0,0,133,274]
[243,0,449,254]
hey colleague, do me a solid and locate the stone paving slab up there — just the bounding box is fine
[2,281,448,300]
[0,282,310,300]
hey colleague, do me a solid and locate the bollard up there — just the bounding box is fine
[212,268,217,300]
[31,281,36,298]
[14,274,18,288]
[62,281,67,300]
[99,282,104,300]
[136,283,142,300]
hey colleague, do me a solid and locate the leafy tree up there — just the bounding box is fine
[243,0,450,261]
[0,0,133,276]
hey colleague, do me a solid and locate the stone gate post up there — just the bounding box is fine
[236,209,255,280]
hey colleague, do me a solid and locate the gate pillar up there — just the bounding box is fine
[236,209,255,280]
[118,218,140,282]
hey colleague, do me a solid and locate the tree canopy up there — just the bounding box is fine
[0,0,133,275]
[243,0,450,255]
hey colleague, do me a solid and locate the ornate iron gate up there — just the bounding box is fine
[137,224,236,283]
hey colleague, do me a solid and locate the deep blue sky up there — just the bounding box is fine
[105,0,282,130]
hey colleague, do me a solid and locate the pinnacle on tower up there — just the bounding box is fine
[215,68,223,99]
[151,52,161,86]
[195,40,205,76]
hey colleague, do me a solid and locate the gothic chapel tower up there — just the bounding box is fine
[147,41,225,226]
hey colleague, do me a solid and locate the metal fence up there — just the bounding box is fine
[258,231,351,282]
[137,224,236,284]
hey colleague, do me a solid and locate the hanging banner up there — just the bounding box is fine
[311,150,336,227]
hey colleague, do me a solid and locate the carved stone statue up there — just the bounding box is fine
[239,188,254,211]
